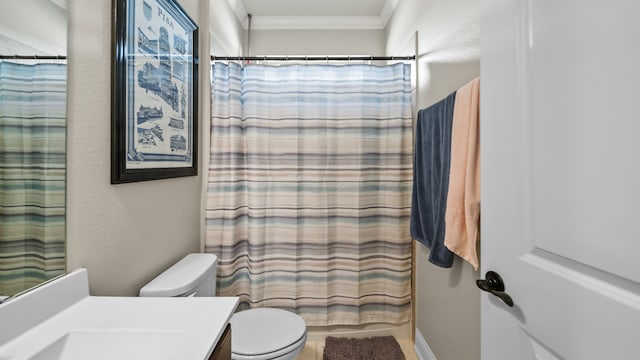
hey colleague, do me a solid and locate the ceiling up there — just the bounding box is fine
[226,0,399,29]
[49,0,396,30]
[49,0,67,10]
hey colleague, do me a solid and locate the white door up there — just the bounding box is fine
[481,0,640,359]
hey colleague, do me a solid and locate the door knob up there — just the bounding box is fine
[476,271,514,307]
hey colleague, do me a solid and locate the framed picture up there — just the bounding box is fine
[111,0,198,184]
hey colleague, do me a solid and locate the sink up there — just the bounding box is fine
[0,269,239,360]
[29,329,187,360]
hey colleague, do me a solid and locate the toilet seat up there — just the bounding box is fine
[231,332,307,360]
[231,308,307,360]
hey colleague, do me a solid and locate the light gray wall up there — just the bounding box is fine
[210,0,245,55]
[0,0,67,55]
[0,34,44,55]
[66,0,211,296]
[385,0,481,359]
[249,29,384,56]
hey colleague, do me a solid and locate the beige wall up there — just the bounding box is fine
[0,0,67,55]
[249,29,384,56]
[65,0,375,297]
[210,0,245,56]
[385,0,481,359]
[66,0,211,296]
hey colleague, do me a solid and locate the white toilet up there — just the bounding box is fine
[139,253,308,360]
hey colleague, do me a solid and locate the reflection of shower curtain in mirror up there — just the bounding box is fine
[0,61,66,296]
[206,62,412,326]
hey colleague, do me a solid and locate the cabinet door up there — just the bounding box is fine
[209,324,231,360]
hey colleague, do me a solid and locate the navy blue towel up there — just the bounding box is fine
[410,92,456,268]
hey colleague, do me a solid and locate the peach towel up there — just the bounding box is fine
[444,78,481,270]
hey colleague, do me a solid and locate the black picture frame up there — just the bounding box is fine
[111,0,198,184]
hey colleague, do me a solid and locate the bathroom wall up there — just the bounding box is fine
[210,0,245,55]
[66,0,211,296]
[385,0,481,359]
[249,29,384,56]
[0,0,67,55]
[64,0,382,297]
[64,5,480,347]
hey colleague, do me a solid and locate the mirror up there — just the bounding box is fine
[0,0,67,298]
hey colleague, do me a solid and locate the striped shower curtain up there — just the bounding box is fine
[0,61,66,296]
[206,62,412,326]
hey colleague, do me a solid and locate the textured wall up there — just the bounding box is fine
[209,0,245,56]
[0,0,67,55]
[66,0,209,296]
[385,0,481,359]
[249,29,384,56]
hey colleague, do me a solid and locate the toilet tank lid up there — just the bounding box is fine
[139,253,217,297]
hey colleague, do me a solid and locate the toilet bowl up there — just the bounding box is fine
[139,253,308,360]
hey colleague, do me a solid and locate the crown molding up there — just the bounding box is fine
[251,16,383,30]
[49,0,67,10]
[227,0,250,28]
[379,0,399,27]
[228,0,399,30]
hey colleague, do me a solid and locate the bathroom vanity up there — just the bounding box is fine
[208,324,232,360]
[0,269,238,359]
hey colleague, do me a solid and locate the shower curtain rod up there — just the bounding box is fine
[211,55,415,62]
[0,55,67,60]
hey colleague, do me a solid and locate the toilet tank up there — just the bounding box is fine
[139,253,217,297]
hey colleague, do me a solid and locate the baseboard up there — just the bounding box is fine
[414,328,437,360]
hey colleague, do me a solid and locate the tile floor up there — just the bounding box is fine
[297,339,418,360]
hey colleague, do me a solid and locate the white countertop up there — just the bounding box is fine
[0,269,238,360]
